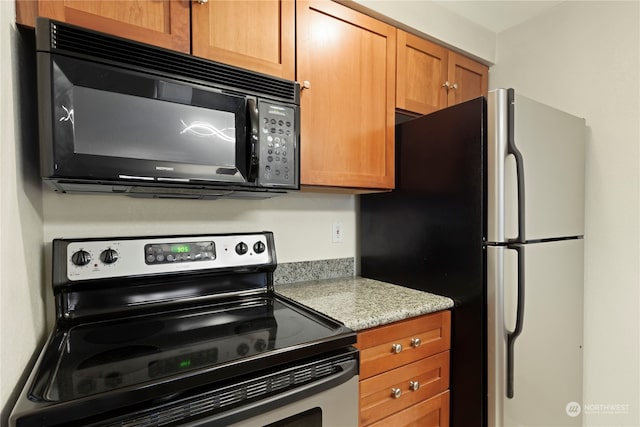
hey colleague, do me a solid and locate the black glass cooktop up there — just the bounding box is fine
[41,297,350,402]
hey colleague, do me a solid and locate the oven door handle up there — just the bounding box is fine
[188,358,358,426]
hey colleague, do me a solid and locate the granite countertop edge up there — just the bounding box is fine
[275,276,454,331]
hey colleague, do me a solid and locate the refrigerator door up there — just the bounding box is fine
[488,239,584,427]
[487,89,586,243]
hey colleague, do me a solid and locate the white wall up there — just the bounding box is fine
[42,191,356,264]
[490,2,640,425]
[0,0,46,413]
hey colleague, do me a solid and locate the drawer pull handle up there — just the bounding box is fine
[411,337,421,348]
[409,380,420,391]
[391,388,402,399]
[391,344,403,354]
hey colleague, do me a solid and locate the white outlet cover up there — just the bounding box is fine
[332,221,344,243]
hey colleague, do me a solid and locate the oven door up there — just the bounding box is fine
[228,376,359,427]
[39,54,252,185]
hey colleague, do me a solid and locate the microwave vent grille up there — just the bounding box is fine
[44,21,298,103]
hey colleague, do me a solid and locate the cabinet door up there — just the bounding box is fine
[367,391,450,427]
[356,310,451,380]
[396,30,448,115]
[447,52,488,106]
[17,0,190,53]
[191,0,295,80]
[297,0,396,189]
[360,352,449,426]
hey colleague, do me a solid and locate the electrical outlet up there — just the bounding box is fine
[332,221,344,243]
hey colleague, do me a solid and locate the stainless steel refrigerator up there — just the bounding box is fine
[360,88,585,427]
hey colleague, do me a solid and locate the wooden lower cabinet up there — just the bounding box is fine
[368,391,450,427]
[356,311,451,427]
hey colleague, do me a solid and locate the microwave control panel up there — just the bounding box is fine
[258,101,297,187]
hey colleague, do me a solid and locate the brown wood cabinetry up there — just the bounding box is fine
[16,0,294,79]
[15,1,486,192]
[16,0,190,53]
[356,311,451,427]
[397,30,488,115]
[296,0,396,190]
[191,0,295,80]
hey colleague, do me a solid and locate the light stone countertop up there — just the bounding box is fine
[275,277,454,331]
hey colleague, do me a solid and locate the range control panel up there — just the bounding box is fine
[60,233,273,282]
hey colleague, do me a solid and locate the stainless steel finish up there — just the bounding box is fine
[487,89,585,427]
[507,94,586,240]
[488,88,586,243]
[503,239,584,426]
[487,89,510,244]
[65,234,271,281]
[391,388,402,399]
[409,381,420,391]
[410,337,421,348]
[487,246,505,427]
[391,343,403,354]
[228,376,359,427]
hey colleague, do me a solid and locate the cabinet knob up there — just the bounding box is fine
[195,0,208,4]
[410,337,421,348]
[391,343,403,354]
[442,81,458,90]
[409,380,420,391]
[302,80,311,90]
[391,388,402,399]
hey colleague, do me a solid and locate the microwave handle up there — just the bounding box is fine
[246,98,259,183]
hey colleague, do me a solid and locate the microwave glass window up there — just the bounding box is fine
[72,86,237,167]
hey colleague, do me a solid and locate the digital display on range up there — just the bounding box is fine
[170,244,191,253]
[144,241,215,264]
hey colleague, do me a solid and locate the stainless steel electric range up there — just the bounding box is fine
[10,232,358,427]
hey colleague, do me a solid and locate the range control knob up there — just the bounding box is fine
[253,241,266,254]
[100,249,119,265]
[235,242,248,255]
[236,343,250,356]
[71,250,91,266]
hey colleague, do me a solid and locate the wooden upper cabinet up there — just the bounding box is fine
[396,30,448,115]
[396,29,488,115]
[447,51,489,106]
[297,0,396,190]
[191,0,295,80]
[16,0,190,53]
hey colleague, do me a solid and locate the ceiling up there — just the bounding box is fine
[432,1,565,33]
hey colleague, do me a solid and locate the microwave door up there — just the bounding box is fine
[45,55,250,185]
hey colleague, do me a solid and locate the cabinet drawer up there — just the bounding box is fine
[356,311,451,379]
[366,390,450,427]
[360,351,449,426]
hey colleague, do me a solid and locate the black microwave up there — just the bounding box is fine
[35,18,300,199]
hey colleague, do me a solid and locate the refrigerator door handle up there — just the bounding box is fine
[506,244,525,399]
[506,88,526,243]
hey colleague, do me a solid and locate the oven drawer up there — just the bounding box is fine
[359,351,450,426]
[356,311,451,379]
[366,390,450,427]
